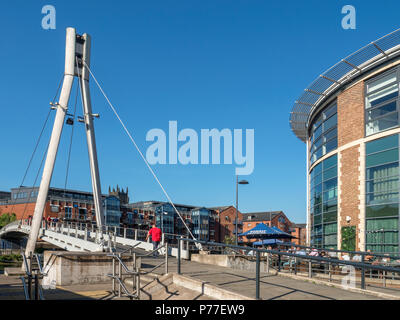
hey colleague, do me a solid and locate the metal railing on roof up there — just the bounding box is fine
[290,28,400,142]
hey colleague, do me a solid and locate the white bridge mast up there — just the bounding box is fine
[25,27,105,259]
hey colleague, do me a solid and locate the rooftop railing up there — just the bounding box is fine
[290,28,400,142]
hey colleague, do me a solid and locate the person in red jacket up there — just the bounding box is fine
[146,222,162,257]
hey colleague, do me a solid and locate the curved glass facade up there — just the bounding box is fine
[309,102,338,165]
[309,154,338,249]
[366,134,399,254]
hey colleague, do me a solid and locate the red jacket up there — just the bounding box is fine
[148,227,162,242]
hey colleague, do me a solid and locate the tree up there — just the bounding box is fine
[223,235,235,245]
[0,213,17,228]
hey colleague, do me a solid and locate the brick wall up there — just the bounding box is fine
[215,207,242,243]
[336,80,365,250]
[0,202,51,220]
[337,81,365,147]
[339,145,361,249]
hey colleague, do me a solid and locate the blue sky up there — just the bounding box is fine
[1,1,399,223]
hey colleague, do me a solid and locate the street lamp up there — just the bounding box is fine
[235,176,249,246]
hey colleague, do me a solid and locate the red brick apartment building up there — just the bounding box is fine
[241,211,292,244]
[210,206,243,243]
[0,187,96,222]
[290,223,307,246]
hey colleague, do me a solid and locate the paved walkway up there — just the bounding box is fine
[1,252,399,300]
[140,256,389,300]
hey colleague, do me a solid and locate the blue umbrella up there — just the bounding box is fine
[270,226,296,239]
[239,223,288,239]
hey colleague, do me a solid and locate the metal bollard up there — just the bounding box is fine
[308,260,312,278]
[137,266,141,300]
[383,271,387,287]
[112,256,116,294]
[133,253,137,294]
[165,243,169,275]
[34,273,39,300]
[124,228,127,238]
[328,262,332,282]
[266,254,270,274]
[361,254,365,289]
[118,253,122,298]
[256,251,260,300]
[177,238,181,274]
[278,254,281,272]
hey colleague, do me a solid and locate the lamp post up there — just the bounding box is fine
[235,176,249,246]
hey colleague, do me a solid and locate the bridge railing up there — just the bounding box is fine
[19,219,183,250]
[176,238,400,300]
[14,220,188,256]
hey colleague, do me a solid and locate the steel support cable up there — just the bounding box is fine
[83,61,198,243]
[11,75,63,225]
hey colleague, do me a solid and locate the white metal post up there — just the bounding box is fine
[79,32,105,237]
[24,28,76,265]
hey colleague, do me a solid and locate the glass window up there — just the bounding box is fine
[366,148,398,168]
[366,113,398,136]
[324,114,337,133]
[309,154,338,248]
[309,102,338,165]
[366,134,398,155]
[366,71,399,136]
[367,72,397,94]
[367,101,397,120]
[366,134,400,254]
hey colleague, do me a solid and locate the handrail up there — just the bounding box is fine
[118,243,141,255]
[34,254,46,276]
[273,242,400,260]
[140,244,166,257]
[181,238,400,275]
[20,252,46,300]
[19,277,30,300]
[22,253,31,277]
[141,261,165,275]
[106,274,138,299]
[106,254,138,275]
[107,242,169,299]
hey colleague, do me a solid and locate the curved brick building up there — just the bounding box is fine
[290,28,400,254]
